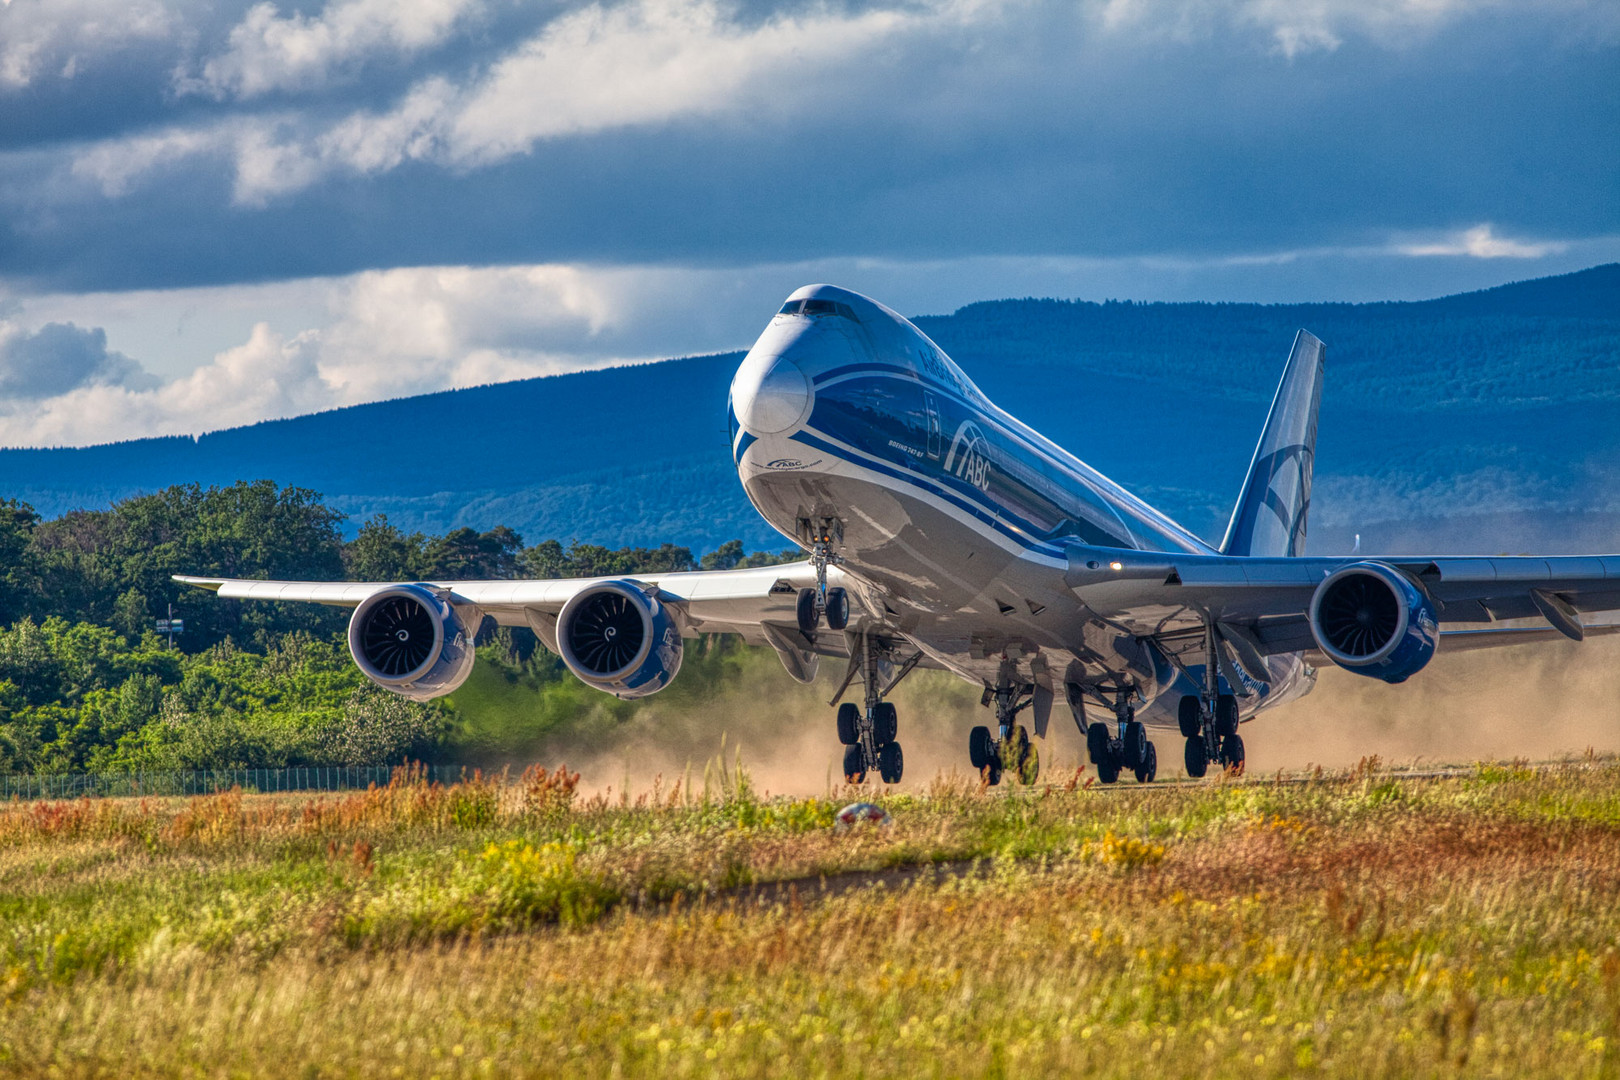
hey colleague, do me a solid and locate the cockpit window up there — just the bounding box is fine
[780,298,858,320]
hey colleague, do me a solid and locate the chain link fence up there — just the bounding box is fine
[0,765,480,801]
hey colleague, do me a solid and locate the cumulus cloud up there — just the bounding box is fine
[0,264,648,446]
[67,0,955,204]
[179,0,483,99]
[0,321,155,400]
[0,0,176,89]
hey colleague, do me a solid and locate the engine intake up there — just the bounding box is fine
[556,580,684,699]
[1308,562,1438,684]
[348,584,477,701]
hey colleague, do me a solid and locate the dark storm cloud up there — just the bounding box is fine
[0,322,155,399]
[0,0,1614,293]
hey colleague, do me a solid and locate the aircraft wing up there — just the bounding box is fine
[174,562,856,662]
[1065,546,1620,665]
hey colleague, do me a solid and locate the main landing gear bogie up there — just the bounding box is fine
[969,667,1041,787]
[840,703,904,785]
[1179,694,1246,779]
[1085,697,1158,786]
[837,631,905,786]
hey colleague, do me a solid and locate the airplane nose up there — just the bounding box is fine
[730,351,810,434]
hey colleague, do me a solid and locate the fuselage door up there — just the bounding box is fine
[924,390,942,459]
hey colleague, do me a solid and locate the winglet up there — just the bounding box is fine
[172,575,226,592]
[1220,330,1325,558]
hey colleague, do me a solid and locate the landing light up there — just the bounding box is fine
[1110,561,1123,571]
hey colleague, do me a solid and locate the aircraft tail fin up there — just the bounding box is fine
[1220,330,1325,558]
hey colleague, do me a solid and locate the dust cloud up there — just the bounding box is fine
[1245,635,1620,773]
[519,637,1620,797]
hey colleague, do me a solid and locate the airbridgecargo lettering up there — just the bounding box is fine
[943,420,993,492]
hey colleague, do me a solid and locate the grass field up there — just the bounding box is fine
[2,759,1619,1078]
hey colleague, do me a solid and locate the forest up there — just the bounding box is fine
[0,480,796,775]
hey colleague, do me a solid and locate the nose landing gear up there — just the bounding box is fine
[796,518,849,633]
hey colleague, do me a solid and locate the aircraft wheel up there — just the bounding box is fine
[873,702,898,746]
[796,588,819,634]
[1135,741,1158,784]
[1085,722,1110,765]
[1177,695,1201,738]
[1221,733,1246,776]
[878,741,904,784]
[842,744,867,785]
[1216,694,1239,738]
[1122,720,1147,769]
[983,761,1003,786]
[1184,735,1209,778]
[825,587,850,631]
[836,702,860,746]
[1003,725,1038,785]
[969,725,994,769]
[1097,757,1120,784]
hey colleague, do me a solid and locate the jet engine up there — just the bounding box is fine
[556,580,684,699]
[1308,562,1438,684]
[347,584,478,701]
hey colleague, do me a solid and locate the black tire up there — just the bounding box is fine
[825,587,850,631]
[878,741,904,784]
[969,725,993,769]
[1015,735,1039,786]
[1215,694,1239,738]
[836,702,860,745]
[1097,758,1120,784]
[842,744,866,784]
[873,702,898,746]
[1086,722,1110,765]
[1004,725,1037,785]
[1122,720,1147,770]
[796,588,819,634]
[983,762,1002,786]
[1184,735,1208,778]
[1135,741,1157,784]
[1221,733,1246,775]
[1178,695,1201,738]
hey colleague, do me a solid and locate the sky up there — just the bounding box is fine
[0,0,1615,448]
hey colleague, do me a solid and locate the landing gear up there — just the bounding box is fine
[1084,688,1157,785]
[968,663,1041,786]
[834,632,903,785]
[1179,619,1247,778]
[1220,733,1245,775]
[796,518,849,633]
[1184,734,1208,778]
[1134,741,1158,784]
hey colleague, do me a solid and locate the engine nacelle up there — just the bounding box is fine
[347,584,478,701]
[1308,562,1438,684]
[556,579,684,699]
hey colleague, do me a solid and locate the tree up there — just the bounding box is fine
[701,540,744,571]
[344,515,427,581]
[423,526,524,579]
[0,499,38,626]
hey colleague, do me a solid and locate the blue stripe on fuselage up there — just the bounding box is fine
[787,427,1071,560]
[799,364,1210,556]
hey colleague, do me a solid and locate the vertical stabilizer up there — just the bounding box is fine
[1220,330,1325,558]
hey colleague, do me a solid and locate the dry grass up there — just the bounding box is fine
[1,760,1619,1077]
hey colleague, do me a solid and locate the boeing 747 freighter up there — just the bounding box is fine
[179,285,1620,784]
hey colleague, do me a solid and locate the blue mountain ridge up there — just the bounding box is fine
[1,263,1615,556]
